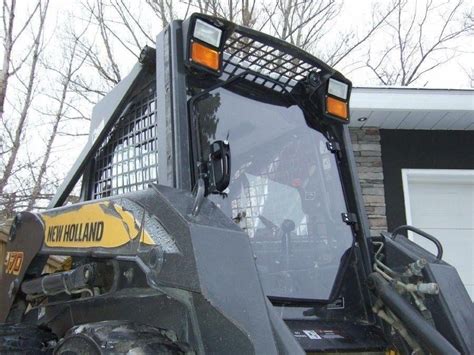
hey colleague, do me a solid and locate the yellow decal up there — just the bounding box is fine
[41,201,155,248]
[5,251,24,275]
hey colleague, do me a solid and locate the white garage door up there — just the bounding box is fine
[402,169,474,301]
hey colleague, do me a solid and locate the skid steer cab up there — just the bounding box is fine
[1,13,473,355]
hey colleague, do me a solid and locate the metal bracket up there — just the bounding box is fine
[192,177,206,216]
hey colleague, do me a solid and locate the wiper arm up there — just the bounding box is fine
[189,70,251,106]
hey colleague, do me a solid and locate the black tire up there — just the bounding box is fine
[0,323,56,354]
[54,320,193,355]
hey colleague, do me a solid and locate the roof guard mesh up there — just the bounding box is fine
[217,23,333,94]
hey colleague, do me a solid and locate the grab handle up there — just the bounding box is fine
[391,225,443,260]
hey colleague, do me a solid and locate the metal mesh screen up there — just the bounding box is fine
[91,80,158,199]
[221,30,326,93]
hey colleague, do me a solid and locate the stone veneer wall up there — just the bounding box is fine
[349,127,387,237]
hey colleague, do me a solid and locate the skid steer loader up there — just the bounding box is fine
[1,13,473,354]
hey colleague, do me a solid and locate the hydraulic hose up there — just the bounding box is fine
[368,272,459,355]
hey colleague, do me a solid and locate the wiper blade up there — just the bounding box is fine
[268,295,329,306]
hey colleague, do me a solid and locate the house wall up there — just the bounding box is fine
[379,130,474,231]
[349,128,387,236]
[349,128,474,236]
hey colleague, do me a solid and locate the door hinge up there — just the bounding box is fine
[326,140,342,160]
[326,140,341,154]
[341,212,358,226]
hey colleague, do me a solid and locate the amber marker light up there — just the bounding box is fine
[191,41,220,71]
[326,96,348,120]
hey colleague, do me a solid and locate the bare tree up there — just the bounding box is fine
[325,3,398,68]
[78,0,123,87]
[0,0,49,199]
[240,0,257,27]
[466,68,474,88]
[366,0,473,86]
[151,0,257,28]
[261,0,397,69]
[263,0,339,50]
[68,0,161,102]
[0,0,41,116]
[145,0,176,28]
[26,26,88,211]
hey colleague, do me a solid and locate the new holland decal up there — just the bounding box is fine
[41,201,155,248]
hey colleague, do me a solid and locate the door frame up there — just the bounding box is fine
[401,168,474,239]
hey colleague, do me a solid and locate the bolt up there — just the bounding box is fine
[8,280,18,298]
[147,246,163,271]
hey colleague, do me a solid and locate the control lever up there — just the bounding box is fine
[280,219,296,270]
